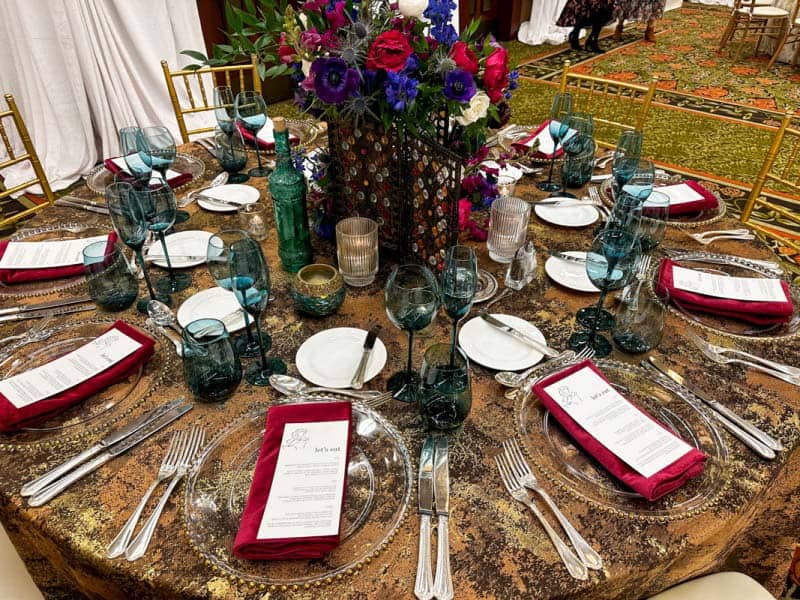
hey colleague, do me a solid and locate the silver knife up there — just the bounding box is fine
[59,195,107,209]
[480,313,560,358]
[54,199,110,215]
[644,357,779,459]
[432,437,453,600]
[548,251,587,265]
[28,402,193,506]
[414,437,435,600]
[0,304,95,323]
[195,194,246,208]
[21,398,186,497]
[351,326,381,390]
[0,294,93,317]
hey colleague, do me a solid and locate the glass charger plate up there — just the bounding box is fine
[85,153,205,194]
[599,174,727,229]
[0,223,110,299]
[184,394,413,590]
[0,318,171,450]
[244,119,326,156]
[515,360,729,522]
[649,253,800,342]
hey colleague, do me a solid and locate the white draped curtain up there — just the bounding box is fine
[0,0,213,195]
[517,0,573,46]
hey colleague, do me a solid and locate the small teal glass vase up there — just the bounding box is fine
[182,318,242,402]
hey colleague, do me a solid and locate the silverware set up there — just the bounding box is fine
[504,348,596,401]
[54,195,109,215]
[268,373,394,410]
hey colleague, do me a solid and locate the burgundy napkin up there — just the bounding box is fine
[533,360,707,501]
[233,401,352,560]
[648,181,719,216]
[0,321,155,432]
[236,121,299,151]
[0,232,118,284]
[512,120,566,159]
[103,157,193,188]
[656,258,793,325]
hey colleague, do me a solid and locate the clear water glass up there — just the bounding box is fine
[82,240,138,312]
[336,217,379,287]
[418,343,472,430]
[487,196,531,263]
[182,318,242,402]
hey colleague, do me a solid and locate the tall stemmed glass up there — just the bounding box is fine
[228,237,287,385]
[139,125,190,223]
[105,181,170,313]
[214,128,249,183]
[385,265,440,403]
[235,91,270,177]
[213,86,236,136]
[569,229,638,357]
[133,183,191,295]
[639,191,670,252]
[207,230,267,358]
[611,130,643,200]
[119,127,152,186]
[537,92,573,193]
[441,246,477,365]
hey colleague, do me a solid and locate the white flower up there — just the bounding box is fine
[398,0,428,18]
[302,59,312,76]
[456,91,490,126]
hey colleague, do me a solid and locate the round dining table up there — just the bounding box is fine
[0,141,798,600]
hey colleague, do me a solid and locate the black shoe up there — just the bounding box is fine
[569,29,581,50]
[586,36,605,53]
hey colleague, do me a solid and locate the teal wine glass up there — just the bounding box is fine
[119,127,152,186]
[235,91,270,178]
[139,125,189,223]
[611,130,643,200]
[639,191,670,253]
[213,86,236,137]
[441,245,477,366]
[228,237,287,385]
[214,128,249,184]
[538,92,573,193]
[132,183,192,295]
[418,343,472,430]
[385,265,440,403]
[207,230,269,358]
[105,181,171,313]
[182,318,242,402]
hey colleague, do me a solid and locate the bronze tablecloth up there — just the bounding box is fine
[0,145,798,600]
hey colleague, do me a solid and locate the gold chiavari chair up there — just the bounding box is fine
[740,111,800,253]
[767,0,800,67]
[717,0,792,60]
[161,54,262,144]
[0,93,54,229]
[557,61,657,150]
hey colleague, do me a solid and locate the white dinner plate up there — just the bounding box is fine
[145,230,213,269]
[534,199,599,228]
[177,287,248,334]
[481,160,523,182]
[591,173,613,183]
[197,184,260,213]
[544,251,600,293]
[458,314,546,371]
[295,327,388,388]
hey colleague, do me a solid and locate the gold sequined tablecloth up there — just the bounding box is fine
[0,144,798,600]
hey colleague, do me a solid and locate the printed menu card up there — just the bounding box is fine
[234,401,352,560]
[533,360,707,500]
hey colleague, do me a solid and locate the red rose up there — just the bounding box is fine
[366,30,414,72]
[278,33,295,65]
[450,41,479,75]
[483,46,509,104]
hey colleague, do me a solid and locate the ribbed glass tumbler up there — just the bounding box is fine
[487,196,531,263]
[336,216,379,287]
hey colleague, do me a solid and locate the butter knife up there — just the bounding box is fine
[351,326,381,390]
[0,304,95,323]
[0,294,92,317]
[547,250,586,265]
[414,437,435,600]
[195,194,248,209]
[54,198,110,215]
[28,402,193,506]
[644,357,779,459]
[432,437,453,600]
[480,314,560,358]
[21,398,186,497]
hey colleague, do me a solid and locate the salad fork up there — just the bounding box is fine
[687,330,800,380]
[687,229,754,246]
[618,254,652,306]
[502,439,602,570]
[495,454,588,580]
[0,313,54,349]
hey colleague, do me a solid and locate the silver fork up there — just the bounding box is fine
[106,430,186,558]
[587,187,609,221]
[618,254,652,306]
[361,391,394,410]
[0,313,54,348]
[687,229,754,246]
[502,439,602,570]
[125,426,206,561]
[498,346,593,389]
[495,454,588,580]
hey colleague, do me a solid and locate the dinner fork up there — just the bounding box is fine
[618,254,652,306]
[502,439,602,570]
[0,313,54,348]
[687,229,754,246]
[125,426,205,561]
[106,430,186,558]
[495,454,588,580]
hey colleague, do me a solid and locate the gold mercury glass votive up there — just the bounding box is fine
[291,264,347,317]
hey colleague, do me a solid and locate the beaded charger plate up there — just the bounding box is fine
[184,395,413,590]
[598,173,727,229]
[516,360,730,522]
[85,153,205,195]
[0,223,110,299]
[0,319,170,451]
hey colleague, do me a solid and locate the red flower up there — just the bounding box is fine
[483,46,509,104]
[450,41,479,74]
[278,33,295,65]
[366,30,413,72]
[326,1,347,31]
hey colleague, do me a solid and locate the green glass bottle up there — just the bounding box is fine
[268,117,313,272]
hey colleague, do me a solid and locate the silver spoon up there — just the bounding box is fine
[146,300,183,335]
[145,318,182,357]
[177,172,229,208]
[269,374,385,400]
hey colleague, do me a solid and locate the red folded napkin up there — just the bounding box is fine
[512,120,566,159]
[233,401,352,560]
[103,158,193,188]
[0,232,118,284]
[533,360,707,501]
[236,121,299,151]
[656,258,793,325]
[647,181,719,216]
[0,321,154,432]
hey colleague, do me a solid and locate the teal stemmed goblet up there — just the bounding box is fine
[214,128,249,184]
[235,91,270,178]
[441,245,477,366]
[119,127,152,186]
[611,130,643,200]
[538,92,573,193]
[213,86,236,137]
[139,125,189,224]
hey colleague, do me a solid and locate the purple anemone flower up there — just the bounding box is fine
[443,69,476,103]
[311,57,359,105]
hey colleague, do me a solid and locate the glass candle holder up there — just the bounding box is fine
[418,343,472,430]
[336,216,379,286]
[291,263,347,317]
[487,196,531,263]
[496,175,517,197]
[82,240,138,311]
[238,202,269,241]
[182,318,242,402]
